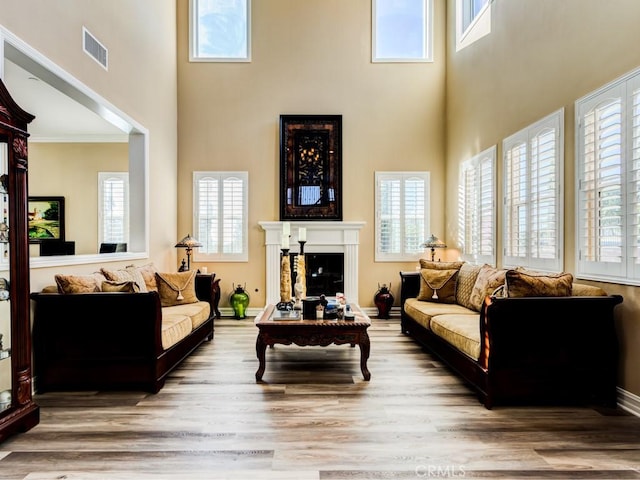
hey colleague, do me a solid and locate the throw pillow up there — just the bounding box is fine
[55,273,105,294]
[101,280,140,293]
[417,268,460,303]
[133,263,158,292]
[101,266,148,293]
[505,269,573,297]
[155,271,198,307]
[469,265,507,311]
[456,263,483,310]
[419,259,465,271]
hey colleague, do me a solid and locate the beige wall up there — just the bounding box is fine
[177,0,447,307]
[29,143,127,255]
[0,0,179,287]
[445,0,640,396]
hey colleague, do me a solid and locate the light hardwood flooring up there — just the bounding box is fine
[1,318,640,479]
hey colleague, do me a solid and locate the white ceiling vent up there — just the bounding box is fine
[83,27,108,70]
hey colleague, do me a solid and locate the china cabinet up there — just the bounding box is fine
[0,78,39,441]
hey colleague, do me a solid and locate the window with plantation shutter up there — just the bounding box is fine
[502,109,564,271]
[375,172,429,261]
[194,171,248,262]
[98,172,129,245]
[459,146,495,264]
[576,68,640,284]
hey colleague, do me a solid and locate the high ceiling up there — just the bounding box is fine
[3,59,127,143]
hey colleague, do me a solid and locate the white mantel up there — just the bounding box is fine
[259,221,366,306]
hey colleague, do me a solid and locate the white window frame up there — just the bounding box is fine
[375,171,430,262]
[502,109,564,272]
[455,0,492,52]
[458,146,496,265]
[193,171,248,262]
[98,172,129,247]
[189,0,251,62]
[372,0,433,63]
[575,67,640,285]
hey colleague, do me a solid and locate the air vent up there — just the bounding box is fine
[83,27,108,70]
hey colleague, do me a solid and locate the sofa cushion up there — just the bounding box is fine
[155,271,198,307]
[161,313,193,350]
[101,280,140,293]
[456,263,483,310]
[101,266,148,293]
[163,301,211,329]
[55,273,106,294]
[417,261,464,303]
[572,283,607,296]
[469,264,507,311]
[404,298,476,330]
[505,269,573,297]
[430,313,481,361]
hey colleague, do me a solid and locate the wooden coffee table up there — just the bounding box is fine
[254,304,371,381]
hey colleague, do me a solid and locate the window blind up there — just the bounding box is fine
[459,146,495,264]
[99,172,129,245]
[194,171,248,262]
[375,172,430,261]
[502,109,563,271]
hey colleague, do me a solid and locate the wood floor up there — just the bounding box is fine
[1,318,640,479]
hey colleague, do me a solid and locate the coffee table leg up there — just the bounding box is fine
[255,334,267,381]
[359,331,371,381]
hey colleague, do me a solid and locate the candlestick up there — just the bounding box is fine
[298,227,306,242]
[281,234,290,250]
[280,248,292,303]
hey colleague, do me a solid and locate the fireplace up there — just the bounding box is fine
[259,221,365,305]
[291,252,344,297]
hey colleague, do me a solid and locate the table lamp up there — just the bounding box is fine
[175,233,202,271]
[422,234,447,262]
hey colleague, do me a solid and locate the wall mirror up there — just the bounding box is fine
[1,33,148,268]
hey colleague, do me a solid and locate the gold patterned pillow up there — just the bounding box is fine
[417,268,460,303]
[155,271,198,307]
[419,260,465,271]
[55,273,105,294]
[455,263,483,310]
[101,280,140,293]
[505,269,573,297]
[469,265,507,311]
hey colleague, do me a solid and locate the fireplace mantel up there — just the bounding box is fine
[259,221,365,305]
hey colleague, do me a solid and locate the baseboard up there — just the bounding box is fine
[617,387,640,417]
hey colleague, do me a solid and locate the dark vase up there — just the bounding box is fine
[229,283,250,319]
[374,283,394,319]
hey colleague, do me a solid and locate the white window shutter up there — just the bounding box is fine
[98,172,129,245]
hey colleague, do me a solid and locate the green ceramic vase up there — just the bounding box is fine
[229,284,250,319]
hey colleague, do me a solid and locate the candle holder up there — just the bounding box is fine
[296,241,307,300]
[279,248,292,304]
[298,240,306,255]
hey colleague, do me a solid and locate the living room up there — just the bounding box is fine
[0,0,639,476]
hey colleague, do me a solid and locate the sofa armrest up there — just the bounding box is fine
[399,271,420,304]
[480,294,623,371]
[31,291,164,363]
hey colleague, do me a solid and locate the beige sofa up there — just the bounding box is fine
[400,261,623,408]
[31,266,216,393]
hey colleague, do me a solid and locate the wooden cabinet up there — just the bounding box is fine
[0,78,39,442]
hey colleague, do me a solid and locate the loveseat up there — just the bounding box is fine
[400,261,623,408]
[31,265,217,394]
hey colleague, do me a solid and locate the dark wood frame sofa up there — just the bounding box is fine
[31,275,217,394]
[400,270,623,408]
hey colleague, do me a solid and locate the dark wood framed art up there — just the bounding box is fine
[28,196,65,242]
[280,114,342,220]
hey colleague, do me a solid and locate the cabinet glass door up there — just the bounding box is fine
[0,143,10,411]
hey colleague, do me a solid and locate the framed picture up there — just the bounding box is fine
[279,115,342,221]
[28,196,65,242]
